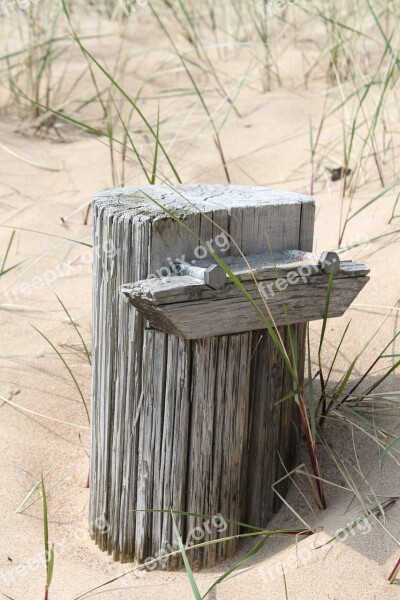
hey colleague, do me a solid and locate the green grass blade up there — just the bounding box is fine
[41,476,55,592]
[171,515,201,600]
[318,270,335,357]
[325,321,351,388]
[132,508,264,532]
[319,500,396,547]
[362,358,400,397]
[203,535,271,598]
[300,4,373,39]
[0,393,89,430]
[339,331,400,405]
[0,225,92,247]
[348,181,400,221]
[46,544,55,588]
[345,434,400,512]
[288,324,298,380]
[31,325,90,423]
[275,378,313,406]
[73,527,311,599]
[16,468,52,514]
[55,295,91,366]
[0,230,24,277]
[333,358,357,398]
[1,230,15,273]
[112,101,152,184]
[19,469,73,514]
[22,93,175,188]
[316,268,335,410]
[0,34,110,63]
[282,565,289,599]
[151,103,160,185]
[41,476,49,570]
[307,326,316,441]
[61,0,181,184]
[149,2,231,182]
[0,262,24,278]
[366,0,400,68]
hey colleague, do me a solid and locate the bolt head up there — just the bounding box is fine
[319,251,340,274]
[204,264,226,289]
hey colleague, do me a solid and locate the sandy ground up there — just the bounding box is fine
[0,5,400,599]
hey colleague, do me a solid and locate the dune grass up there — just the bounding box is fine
[41,476,55,600]
[74,514,311,599]
[0,231,22,277]
[0,0,399,597]
[32,324,90,424]
[5,475,58,599]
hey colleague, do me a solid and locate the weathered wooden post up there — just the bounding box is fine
[90,184,368,568]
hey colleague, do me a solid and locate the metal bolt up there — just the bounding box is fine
[319,251,340,274]
[173,260,226,290]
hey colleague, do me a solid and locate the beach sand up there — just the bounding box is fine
[0,5,399,599]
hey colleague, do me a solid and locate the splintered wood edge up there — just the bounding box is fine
[123,274,369,339]
[121,263,370,339]
[121,259,369,307]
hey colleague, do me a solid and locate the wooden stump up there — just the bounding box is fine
[90,184,315,567]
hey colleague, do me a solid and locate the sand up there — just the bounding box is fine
[0,4,399,599]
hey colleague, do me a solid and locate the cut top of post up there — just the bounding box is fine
[93,185,315,267]
[94,184,314,216]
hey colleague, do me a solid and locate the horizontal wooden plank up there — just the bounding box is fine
[122,257,369,339]
[122,251,368,305]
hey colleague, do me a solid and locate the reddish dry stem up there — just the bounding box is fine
[297,396,327,510]
[388,557,400,583]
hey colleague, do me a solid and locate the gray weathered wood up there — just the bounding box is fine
[123,251,369,302]
[90,184,327,567]
[122,256,368,339]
